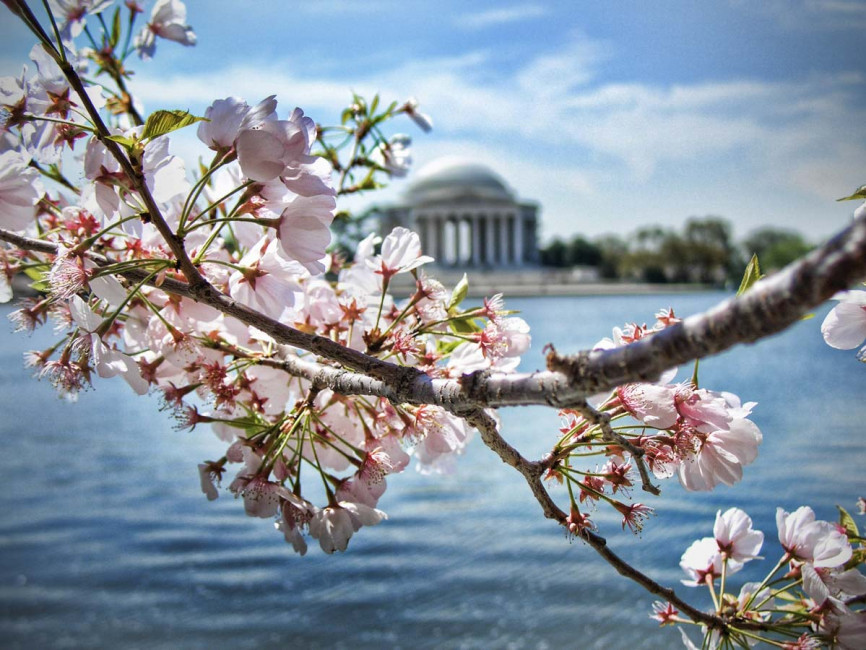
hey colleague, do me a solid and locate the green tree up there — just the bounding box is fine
[566,236,603,266]
[743,228,813,271]
[540,238,569,267]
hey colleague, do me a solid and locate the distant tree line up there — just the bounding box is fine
[540,217,813,285]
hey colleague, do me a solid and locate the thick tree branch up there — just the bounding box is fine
[4,208,865,411]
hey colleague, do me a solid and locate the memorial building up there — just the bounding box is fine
[380,158,541,268]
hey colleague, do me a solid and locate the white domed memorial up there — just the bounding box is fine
[380,158,540,268]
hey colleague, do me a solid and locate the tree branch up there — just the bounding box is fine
[461,407,731,631]
[4,208,866,411]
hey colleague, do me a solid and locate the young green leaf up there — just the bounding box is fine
[110,7,121,48]
[838,505,860,539]
[448,273,469,310]
[737,254,763,297]
[836,184,866,202]
[141,110,207,141]
[450,315,483,334]
[105,134,137,150]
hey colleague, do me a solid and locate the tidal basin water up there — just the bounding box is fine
[1,292,864,649]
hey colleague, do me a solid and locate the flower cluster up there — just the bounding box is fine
[666,503,866,649]
[1,1,528,554]
[547,309,762,535]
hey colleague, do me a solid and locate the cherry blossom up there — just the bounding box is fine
[135,0,196,59]
[228,236,305,320]
[368,226,434,281]
[713,507,763,563]
[680,537,729,586]
[400,97,433,132]
[776,506,852,568]
[372,133,412,177]
[0,150,43,232]
[236,110,317,183]
[617,383,679,429]
[197,95,277,152]
[48,0,113,38]
[309,502,387,554]
[677,417,762,492]
[821,290,866,360]
[69,295,148,394]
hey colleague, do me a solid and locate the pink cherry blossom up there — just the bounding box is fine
[69,296,148,395]
[677,417,762,491]
[649,601,679,626]
[229,236,305,320]
[371,133,412,176]
[276,194,336,274]
[776,506,852,568]
[617,383,679,429]
[236,115,315,183]
[713,507,763,563]
[309,502,387,554]
[400,97,433,132]
[197,96,277,152]
[368,227,434,281]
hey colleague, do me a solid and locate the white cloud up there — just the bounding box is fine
[457,4,548,30]
[131,35,866,241]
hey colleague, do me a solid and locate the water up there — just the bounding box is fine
[1,292,864,649]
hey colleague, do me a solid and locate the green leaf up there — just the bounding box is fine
[838,505,860,539]
[29,277,49,293]
[736,254,763,297]
[105,134,136,150]
[141,109,207,141]
[449,315,483,334]
[370,94,379,115]
[837,184,866,202]
[23,266,44,282]
[448,273,469,310]
[110,7,121,48]
[436,339,463,356]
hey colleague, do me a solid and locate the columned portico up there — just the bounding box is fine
[380,158,541,269]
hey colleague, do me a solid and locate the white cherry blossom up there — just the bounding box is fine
[135,0,196,59]
[821,290,866,358]
[0,150,43,232]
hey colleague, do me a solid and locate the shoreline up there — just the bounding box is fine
[8,270,722,301]
[389,268,721,298]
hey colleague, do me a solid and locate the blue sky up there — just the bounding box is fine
[2,0,865,244]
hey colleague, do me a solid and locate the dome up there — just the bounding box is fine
[406,157,515,204]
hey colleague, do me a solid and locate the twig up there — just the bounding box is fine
[569,399,660,495]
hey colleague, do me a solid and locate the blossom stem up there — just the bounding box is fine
[97,265,168,335]
[705,573,720,612]
[371,276,390,341]
[307,426,336,505]
[718,553,728,614]
[39,0,66,62]
[28,160,80,193]
[742,552,791,611]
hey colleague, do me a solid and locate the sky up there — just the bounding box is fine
[2,0,865,245]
